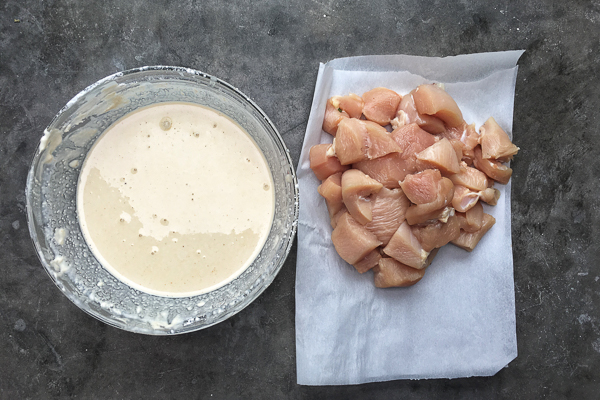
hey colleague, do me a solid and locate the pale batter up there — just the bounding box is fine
[77,102,274,296]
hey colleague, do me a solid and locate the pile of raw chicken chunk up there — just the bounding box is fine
[310,84,518,288]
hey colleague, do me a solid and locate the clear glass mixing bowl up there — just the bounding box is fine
[26,66,299,335]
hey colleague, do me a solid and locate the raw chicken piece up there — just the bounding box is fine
[441,123,465,141]
[449,139,464,162]
[453,185,501,212]
[412,84,464,128]
[365,188,411,246]
[452,185,480,213]
[473,146,512,184]
[323,99,349,136]
[331,212,382,264]
[408,206,455,226]
[479,117,519,161]
[442,122,479,153]
[353,250,382,273]
[456,201,484,232]
[479,187,500,205]
[383,221,430,269]
[331,93,364,119]
[334,118,367,165]
[416,137,461,175]
[353,152,405,188]
[391,123,437,156]
[309,143,349,180]
[430,206,455,223]
[465,202,484,230]
[454,124,478,166]
[335,118,402,165]
[405,177,455,225]
[317,172,344,223]
[400,169,442,205]
[341,169,383,225]
[448,162,489,191]
[373,257,426,288]
[443,122,478,150]
[364,120,403,158]
[462,149,475,166]
[396,92,446,134]
[456,214,477,233]
[391,123,437,176]
[461,123,479,151]
[451,213,496,252]
[362,87,402,125]
[412,215,461,252]
[455,212,468,230]
[331,206,347,229]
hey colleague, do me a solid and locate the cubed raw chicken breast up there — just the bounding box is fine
[430,207,455,224]
[447,123,478,166]
[331,94,364,119]
[451,213,496,252]
[323,99,349,136]
[448,162,489,191]
[443,122,480,155]
[412,215,461,252]
[335,118,402,165]
[353,152,405,188]
[309,143,349,180]
[400,169,442,205]
[479,117,519,161]
[391,123,437,176]
[462,149,475,166]
[413,84,464,128]
[331,212,382,264]
[395,92,446,134]
[440,122,464,141]
[473,146,513,184]
[353,250,382,273]
[364,120,403,158]
[391,123,437,157]
[362,87,402,125]
[373,257,427,288]
[479,187,501,205]
[317,172,344,224]
[383,221,430,269]
[405,177,455,225]
[365,187,411,246]
[456,201,484,233]
[451,185,480,213]
[416,137,461,175]
[449,139,464,162]
[313,84,517,289]
[331,206,347,229]
[461,123,479,151]
[341,169,383,225]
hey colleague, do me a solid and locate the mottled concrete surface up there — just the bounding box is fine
[1,0,599,398]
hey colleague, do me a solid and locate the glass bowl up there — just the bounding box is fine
[25,66,299,335]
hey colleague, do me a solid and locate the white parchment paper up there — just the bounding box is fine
[295,51,523,385]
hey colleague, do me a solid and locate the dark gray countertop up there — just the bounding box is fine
[1,1,599,398]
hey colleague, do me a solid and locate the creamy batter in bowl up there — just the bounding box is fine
[26,67,299,334]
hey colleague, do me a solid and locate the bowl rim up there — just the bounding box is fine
[25,65,299,335]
